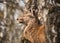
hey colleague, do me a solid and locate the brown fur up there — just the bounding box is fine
[17,12,46,43]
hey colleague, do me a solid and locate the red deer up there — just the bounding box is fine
[17,12,46,43]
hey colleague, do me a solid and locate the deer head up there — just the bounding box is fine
[17,12,35,25]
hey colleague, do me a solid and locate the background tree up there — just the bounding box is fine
[0,0,60,43]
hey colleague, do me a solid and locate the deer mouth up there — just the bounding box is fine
[19,20,25,23]
[19,20,27,25]
[19,22,25,24]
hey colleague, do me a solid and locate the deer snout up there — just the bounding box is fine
[17,18,24,23]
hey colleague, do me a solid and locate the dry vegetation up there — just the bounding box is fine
[0,0,60,43]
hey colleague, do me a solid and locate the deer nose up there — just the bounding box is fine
[17,18,19,20]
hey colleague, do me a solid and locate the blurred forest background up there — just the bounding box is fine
[0,0,60,43]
